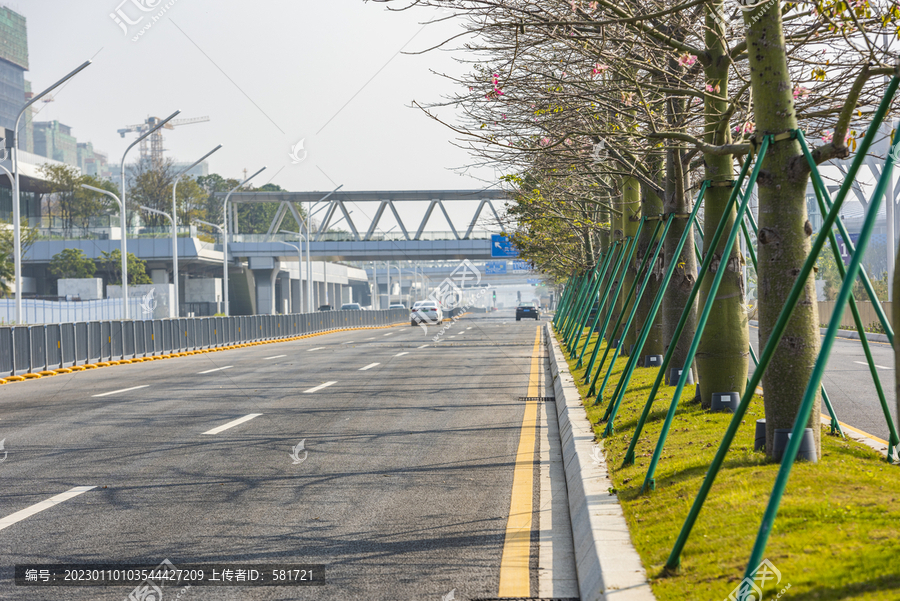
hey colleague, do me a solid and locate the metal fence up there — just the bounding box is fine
[0,309,413,377]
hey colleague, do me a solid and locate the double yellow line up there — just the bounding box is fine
[498,327,542,596]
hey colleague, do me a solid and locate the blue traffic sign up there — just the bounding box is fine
[485,261,507,274]
[491,235,519,258]
[512,260,531,271]
[527,278,542,285]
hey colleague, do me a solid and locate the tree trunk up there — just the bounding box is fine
[746,1,821,459]
[663,92,698,385]
[635,165,665,361]
[696,1,749,408]
[607,186,625,343]
[622,176,642,355]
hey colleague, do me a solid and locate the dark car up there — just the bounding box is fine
[317,304,333,311]
[516,302,540,321]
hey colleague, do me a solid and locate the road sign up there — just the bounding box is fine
[485,261,507,274]
[511,260,531,271]
[527,278,542,285]
[491,234,519,257]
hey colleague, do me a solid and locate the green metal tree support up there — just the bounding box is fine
[664,73,900,573]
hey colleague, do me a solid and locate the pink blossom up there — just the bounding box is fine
[821,131,833,143]
[792,85,810,99]
[501,114,507,119]
[589,1,598,8]
[540,137,551,146]
[677,54,697,68]
[705,83,720,93]
[591,63,609,76]
[734,121,754,135]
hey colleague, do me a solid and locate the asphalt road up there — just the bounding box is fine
[0,310,577,601]
[749,325,897,444]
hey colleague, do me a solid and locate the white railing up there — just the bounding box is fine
[0,298,149,325]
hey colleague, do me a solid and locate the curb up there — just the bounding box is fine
[749,320,890,343]
[544,323,656,601]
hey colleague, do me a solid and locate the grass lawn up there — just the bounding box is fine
[558,328,900,600]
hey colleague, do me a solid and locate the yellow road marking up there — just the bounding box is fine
[498,327,541,596]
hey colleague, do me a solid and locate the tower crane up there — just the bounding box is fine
[117,116,210,166]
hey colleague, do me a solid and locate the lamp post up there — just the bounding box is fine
[12,60,91,323]
[279,229,306,313]
[303,185,343,312]
[81,184,128,318]
[223,166,266,316]
[139,205,174,316]
[172,145,222,315]
[194,219,226,312]
[118,109,181,319]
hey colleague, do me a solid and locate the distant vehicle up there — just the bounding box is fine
[516,301,540,321]
[410,300,443,326]
[340,303,362,310]
[317,304,333,311]
[389,303,407,310]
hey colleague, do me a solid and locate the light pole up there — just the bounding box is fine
[392,262,402,307]
[223,166,266,316]
[194,219,226,313]
[304,185,343,312]
[81,184,128,318]
[139,205,174,315]
[172,144,222,315]
[12,60,91,323]
[119,109,181,319]
[279,229,306,313]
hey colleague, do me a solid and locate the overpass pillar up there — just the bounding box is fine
[250,257,280,315]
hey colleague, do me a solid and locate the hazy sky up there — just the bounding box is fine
[15,1,500,230]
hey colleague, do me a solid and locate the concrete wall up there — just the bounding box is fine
[107,283,175,319]
[185,278,222,303]
[58,278,103,300]
[818,300,892,330]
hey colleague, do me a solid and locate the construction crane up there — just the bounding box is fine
[117,116,210,166]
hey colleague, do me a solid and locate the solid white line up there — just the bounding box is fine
[92,385,149,398]
[202,413,262,435]
[304,381,337,393]
[264,355,287,360]
[854,360,892,370]
[307,347,324,352]
[0,486,96,532]
[198,365,232,374]
[359,363,380,371]
[394,352,409,357]
[417,344,429,349]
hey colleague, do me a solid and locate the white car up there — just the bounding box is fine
[410,300,443,326]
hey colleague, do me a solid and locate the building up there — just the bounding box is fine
[34,120,77,166]
[0,6,27,133]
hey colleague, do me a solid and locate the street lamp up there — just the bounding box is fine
[223,166,266,316]
[172,144,222,315]
[81,184,127,318]
[119,109,181,319]
[12,60,91,323]
[303,185,343,312]
[194,219,226,312]
[139,205,174,315]
[279,229,306,313]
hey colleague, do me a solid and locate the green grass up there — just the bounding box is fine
[558,327,900,600]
